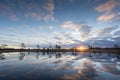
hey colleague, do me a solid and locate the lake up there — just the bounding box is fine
[0,52,120,80]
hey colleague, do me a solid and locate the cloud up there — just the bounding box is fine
[95,0,116,13]
[61,21,92,40]
[94,25,119,37]
[61,21,77,31]
[95,0,120,22]
[91,39,115,47]
[0,1,19,21]
[7,27,21,35]
[23,25,36,33]
[44,0,54,11]
[24,0,55,21]
[61,24,120,48]
[112,37,120,44]
[0,33,23,46]
[97,13,120,22]
[114,30,120,36]
[0,0,55,22]
[44,12,55,22]
[52,31,73,44]
[85,26,120,47]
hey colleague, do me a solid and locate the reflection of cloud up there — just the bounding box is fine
[100,64,120,75]
[80,60,96,77]
[62,59,97,80]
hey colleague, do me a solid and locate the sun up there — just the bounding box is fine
[77,46,87,51]
[79,47,84,50]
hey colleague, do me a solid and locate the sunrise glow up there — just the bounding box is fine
[77,46,87,51]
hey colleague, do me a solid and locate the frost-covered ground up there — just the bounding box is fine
[0,52,120,80]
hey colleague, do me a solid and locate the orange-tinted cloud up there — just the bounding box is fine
[97,12,120,22]
[95,0,116,13]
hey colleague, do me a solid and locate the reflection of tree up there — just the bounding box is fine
[71,47,77,56]
[19,52,25,60]
[0,53,6,60]
[36,52,40,59]
[36,44,40,52]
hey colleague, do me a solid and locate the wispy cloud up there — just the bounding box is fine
[0,0,55,22]
[43,0,55,21]
[0,1,19,21]
[61,21,77,31]
[60,22,120,47]
[95,0,116,13]
[97,13,120,22]
[61,21,92,40]
[95,0,120,22]
[7,27,21,35]
[94,25,119,37]
[113,29,120,36]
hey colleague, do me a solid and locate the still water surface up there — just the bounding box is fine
[0,52,120,80]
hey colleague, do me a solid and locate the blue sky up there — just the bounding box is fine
[0,0,120,48]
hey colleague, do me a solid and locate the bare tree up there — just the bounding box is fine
[88,45,92,49]
[114,44,119,48]
[20,43,26,49]
[37,44,40,49]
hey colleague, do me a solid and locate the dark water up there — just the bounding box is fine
[0,52,120,80]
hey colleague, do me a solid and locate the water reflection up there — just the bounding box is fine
[35,52,40,59]
[0,52,120,80]
[0,52,120,61]
[19,52,25,60]
[0,53,6,60]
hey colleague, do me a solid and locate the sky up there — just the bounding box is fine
[0,0,120,48]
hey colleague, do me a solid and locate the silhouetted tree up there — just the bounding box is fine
[37,44,40,49]
[20,43,26,49]
[49,45,52,53]
[114,44,119,48]
[57,45,61,52]
[55,44,58,53]
[42,47,46,55]
[55,44,58,48]
[36,44,40,52]
[88,45,92,49]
